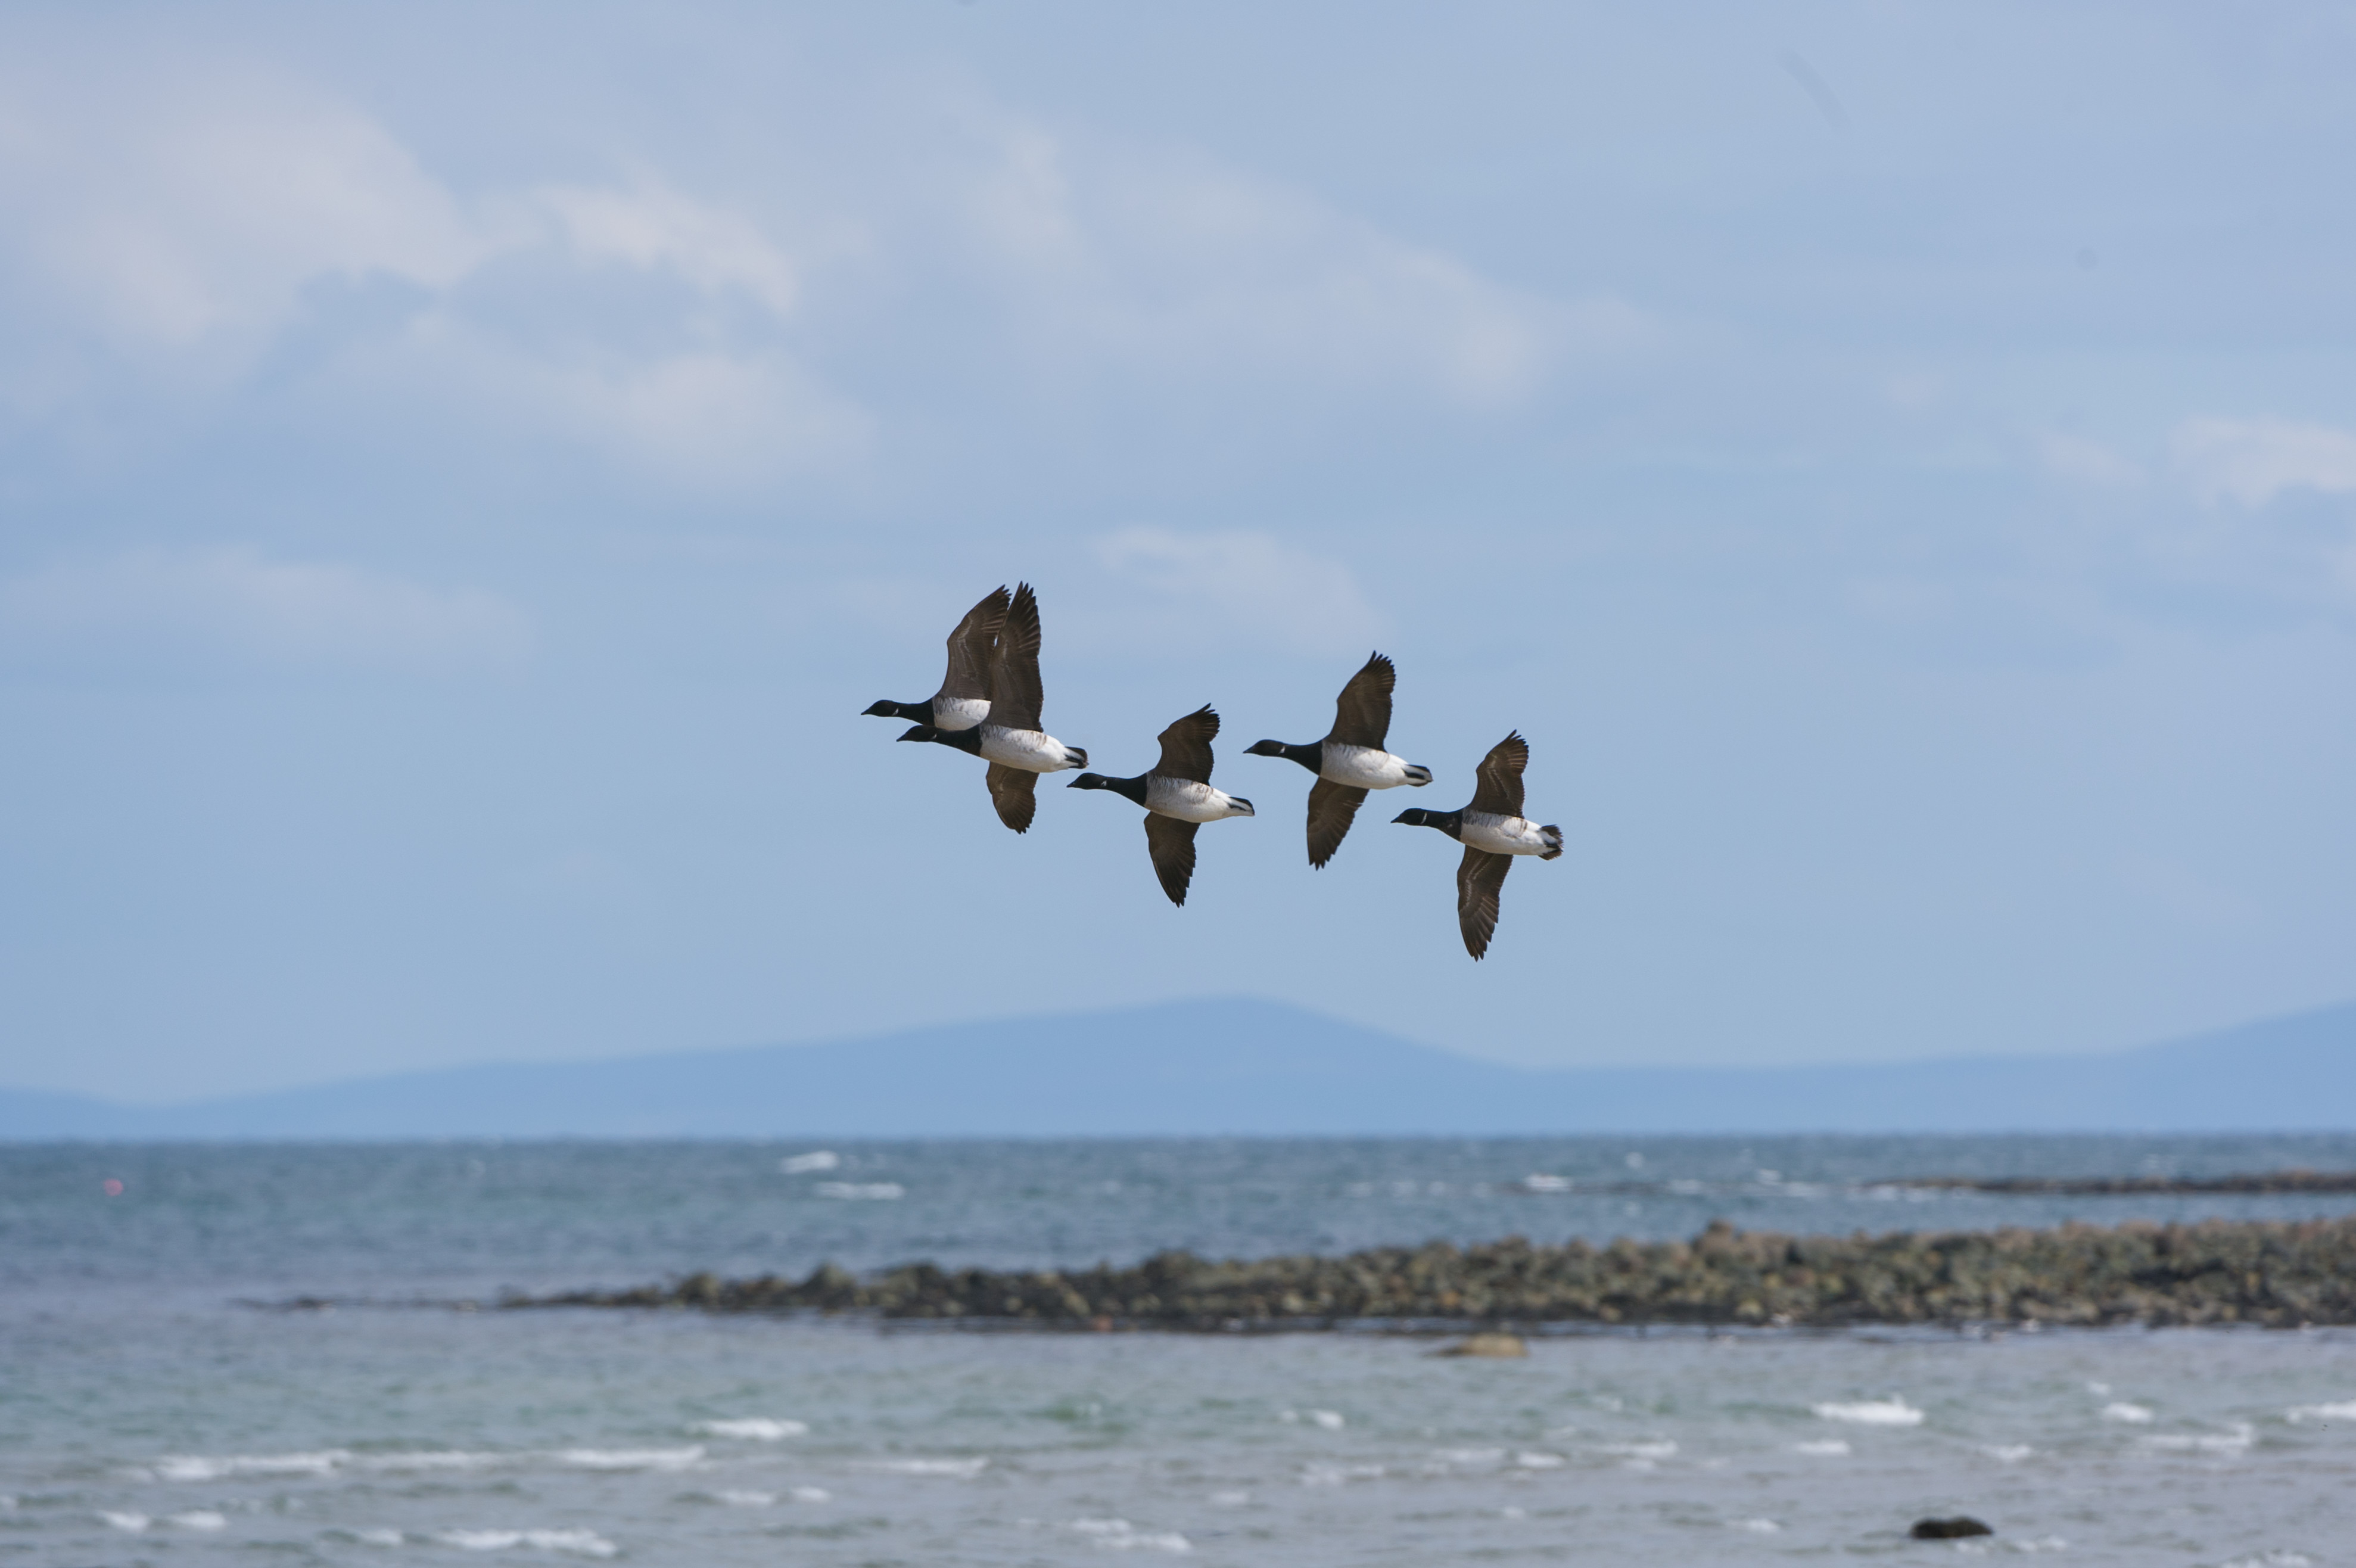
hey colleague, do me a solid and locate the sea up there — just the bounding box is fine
[5,1134,2356,1567]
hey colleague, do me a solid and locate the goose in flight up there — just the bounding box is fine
[1244,652,1431,867]
[861,586,1009,731]
[900,582,1088,832]
[1393,730,1562,960]
[1068,705,1255,906]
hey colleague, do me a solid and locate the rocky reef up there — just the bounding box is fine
[1888,1168,2356,1196]
[513,1215,2356,1330]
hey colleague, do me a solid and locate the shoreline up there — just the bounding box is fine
[508,1214,2356,1331]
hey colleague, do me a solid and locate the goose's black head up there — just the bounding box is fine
[1393,807,1464,838]
[1244,739,1321,772]
[866,698,928,720]
[1067,772,1149,805]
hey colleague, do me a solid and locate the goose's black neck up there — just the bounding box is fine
[902,724,982,755]
[1069,772,1150,805]
[1254,739,1324,773]
[1396,807,1465,840]
[866,698,934,721]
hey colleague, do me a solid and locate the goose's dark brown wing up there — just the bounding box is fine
[987,582,1045,733]
[1154,704,1219,784]
[1144,814,1199,907]
[1456,847,1511,960]
[986,764,1037,833]
[1327,652,1395,749]
[940,586,1010,704]
[1305,777,1367,869]
[1468,731,1529,818]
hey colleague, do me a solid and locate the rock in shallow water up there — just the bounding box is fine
[1436,1332,1528,1358]
[1910,1516,1994,1539]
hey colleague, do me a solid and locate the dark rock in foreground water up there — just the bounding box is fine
[1911,1517,1994,1539]
[512,1216,2356,1330]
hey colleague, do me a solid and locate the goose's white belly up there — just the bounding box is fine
[1462,811,1557,857]
[1320,745,1414,789]
[932,696,989,732]
[1145,777,1254,823]
[980,725,1082,773]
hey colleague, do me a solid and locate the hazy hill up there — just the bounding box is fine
[4,996,2351,1138]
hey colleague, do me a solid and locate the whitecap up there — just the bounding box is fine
[2009,1537,2070,1554]
[1512,1451,1566,1469]
[1520,1174,1571,1193]
[2141,1422,2254,1456]
[1982,1444,2034,1463]
[1299,1462,1384,1485]
[1734,1519,1781,1533]
[437,1528,618,1557]
[362,1451,506,1471]
[1069,1518,1192,1553]
[167,1511,228,1531]
[816,1181,904,1200]
[714,1491,774,1507]
[695,1418,807,1441]
[863,1457,988,1477]
[1812,1398,1923,1426]
[1600,1441,1676,1460]
[1306,1409,1344,1430]
[2286,1400,2356,1423]
[1208,1490,1249,1506]
[779,1150,840,1174]
[99,1511,150,1532]
[556,1446,703,1471]
[354,1528,404,1546]
[2221,1555,2312,1568]
[1434,1447,1505,1466]
[157,1449,349,1480]
[1792,1439,1850,1456]
[789,1486,830,1502]
[2101,1402,2155,1423]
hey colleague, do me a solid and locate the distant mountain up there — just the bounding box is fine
[4,996,2352,1138]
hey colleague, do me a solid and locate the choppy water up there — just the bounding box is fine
[5,1136,2355,1565]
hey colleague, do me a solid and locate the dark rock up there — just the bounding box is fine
[1910,1517,1993,1539]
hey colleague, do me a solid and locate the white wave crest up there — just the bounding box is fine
[779,1150,840,1174]
[2142,1423,2254,1456]
[156,1449,349,1480]
[2102,1402,2155,1424]
[1600,1440,1676,1460]
[2287,1400,2356,1423]
[555,1446,704,1471]
[1069,1518,1193,1553]
[99,1511,150,1532]
[437,1528,618,1557]
[1981,1444,2034,1463]
[1299,1461,1384,1485]
[362,1451,506,1471]
[789,1486,831,1502]
[1812,1398,1923,1426]
[167,1511,228,1531]
[1792,1439,1850,1456]
[863,1457,987,1477]
[714,1491,773,1507]
[1513,1451,1566,1469]
[695,1418,807,1441]
[354,1529,404,1546]
[816,1181,904,1200]
[1733,1519,1781,1533]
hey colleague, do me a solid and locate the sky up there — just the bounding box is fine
[2,2,2354,1102]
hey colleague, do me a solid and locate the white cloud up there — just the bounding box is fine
[953,111,1613,406]
[0,548,531,670]
[1094,527,1383,656]
[534,177,811,318]
[2171,417,2356,506]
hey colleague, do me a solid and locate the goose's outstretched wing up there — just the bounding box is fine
[1144,814,1199,907]
[939,586,1010,704]
[1327,652,1395,749]
[986,764,1037,833]
[1456,846,1511,960]
[987,583,1045,733]
[1468,731,1529,818]
[1154,704,1219,784]
[1305,778,1367,869]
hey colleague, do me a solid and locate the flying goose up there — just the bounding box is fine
[1244,652,1431,867]
[1393,730,1562,960]
[861,586,1010,730]
[1068,705,1255,906]
[899,581,1088,832]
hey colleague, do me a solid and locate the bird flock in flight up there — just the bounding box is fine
[865,584,1562,960]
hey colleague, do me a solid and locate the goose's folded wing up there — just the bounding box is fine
[1456,846,1511,960]
[986,582,1045,733]
[1154,704,1219,784]
[1327,652,1395,749]
[1468,730,1529,818]
[1144,814,1199,907]
[986,764,1038,833]
[941,585,1010,703]
[1305,777,1367,869]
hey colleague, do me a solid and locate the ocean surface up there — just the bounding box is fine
[5,1135,2356,1566]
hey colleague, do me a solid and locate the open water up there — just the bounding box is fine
[5,1135,2356,1566]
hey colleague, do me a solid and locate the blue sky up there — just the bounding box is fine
[3,2,2354,1100]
